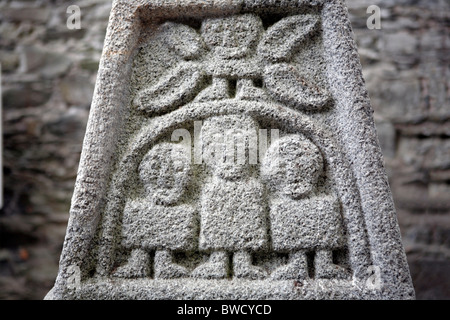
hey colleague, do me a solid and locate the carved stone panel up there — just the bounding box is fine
[45,0,415,300]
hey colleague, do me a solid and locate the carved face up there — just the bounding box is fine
[201,115,259,180]
[261,135,323,199]
[139,143,191,205]
[201,14,263,59]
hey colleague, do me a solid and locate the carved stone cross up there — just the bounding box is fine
[46,0,415,300]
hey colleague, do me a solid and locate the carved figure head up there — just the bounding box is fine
[261,134,323,199]
[139,143,191,205]
[201,14,263,59]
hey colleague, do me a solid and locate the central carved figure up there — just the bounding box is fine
[192,114,269,279]
[195,14,267,102]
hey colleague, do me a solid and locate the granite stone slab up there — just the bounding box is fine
[45,0,415,300]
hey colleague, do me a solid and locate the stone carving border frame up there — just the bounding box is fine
[46,0,415,300]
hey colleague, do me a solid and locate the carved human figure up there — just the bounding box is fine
[195,14,268,102]
[261,135,347,279]
[114,143,196,279]
[191,114,268,279]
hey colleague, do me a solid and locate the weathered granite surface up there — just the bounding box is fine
[45,0,415,300]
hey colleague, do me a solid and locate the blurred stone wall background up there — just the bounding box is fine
[0,0,448,299]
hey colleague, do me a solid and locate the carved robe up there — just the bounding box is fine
[199,177,268,251]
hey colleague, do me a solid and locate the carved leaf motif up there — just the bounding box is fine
[264,63,331,111]
[160,22,204,59]
[257,14,320,63]
[135,62,205,114]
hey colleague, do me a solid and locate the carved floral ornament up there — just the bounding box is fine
[134,13,331,116]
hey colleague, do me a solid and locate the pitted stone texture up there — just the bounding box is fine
[199,177,268,251]
[133,11,329,111]
[121,200,197,251]
[198,114,268,279]
[268,194,344,251]
[113,248,150,278]
[137,143,192,206]
[154,250,190,279]
[261,134,323,199]
[201,115,259,180]
[261,135,347,280]
[257,14,320,63]
[202,14,264,78]
[191,251,229,280]
[135,62,205,115]
[160,22,205,60]
[264,63,332,110]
